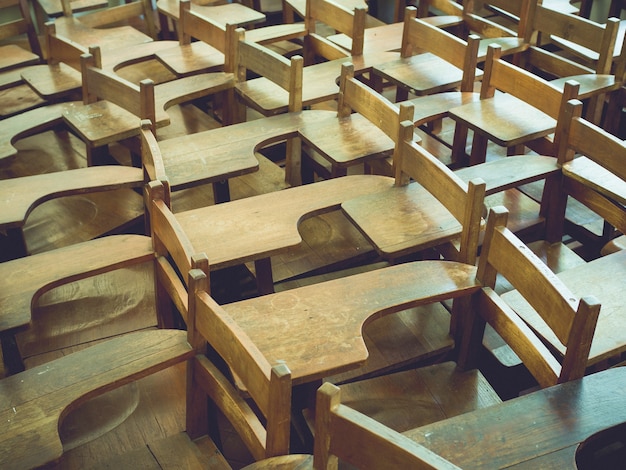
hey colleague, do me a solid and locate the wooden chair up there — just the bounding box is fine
[0,0,46,117]
[545,99,626,256]
[0,165,144,261]
[0,0,43,72]
[308,382,461,470]
[155,0,237,78]
[303,0,366,63]
[333,205,600,433]
[0,329,194,469]
[185,267,295,460]
[53,0,158,48]
[418,0,531,62]
[338,118,559,381]
[245,382,462,468]
[301,62,414,181]
[520,2,626,125]
[62,48,233,164]
[448,43,580,166]
[375,8,482,101]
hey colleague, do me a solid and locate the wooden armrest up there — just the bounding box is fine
[0,166,143,230]
[0,103,67,159]
[20,62,82,99]
[245,23,307,45]
[563,156,626,206]
[455,155,560,195]
[0,329,193,469]
[0,235,154,335]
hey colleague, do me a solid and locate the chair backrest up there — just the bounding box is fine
[417,0,463,18]
[546,99,626,241]
[232,26,304,115]
[0,0,42,59]
[80,49,159,131]
[60,0,157,40]
[178,0,233,61]
[313,382,461,469]
[401,7,481,92]
[460,206,601,387]
[304,0,366,60]
[395,121,486,266]
[480,43,580,123]
[524,2,621,77]
[186,267,293,460]
[337,62,414,165]
[43,21,86,70]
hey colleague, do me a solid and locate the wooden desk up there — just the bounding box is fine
[404,367,626,468]
[502,249,626,366]
[374,52,483,96]
[224,260,479,385]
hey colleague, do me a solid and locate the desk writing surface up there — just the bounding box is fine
[502,249,626,365]
[236,50,397,115]
[156,0,265,26]
[404,367,626,468]
[326,22,403,54]
[223,261,479,384]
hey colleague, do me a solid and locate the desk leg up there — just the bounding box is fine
[254,258,274,295]
[1,333,25,375]
[0,228,27,262]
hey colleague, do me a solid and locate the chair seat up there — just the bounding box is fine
[551,74,619,100]
[20,62,82,100]
[330,361,502,433]
[0,45,40,71]
[374,53,484,96]
[449,93,556,147]
[156,41,226,76]
[53,17,153,51]
[405,91,480,126]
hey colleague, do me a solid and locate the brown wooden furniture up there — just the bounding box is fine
[32,0,108,31]
[546,99,626,251]
[521,2,625,125]
[301,62,413,181]
[373,9,482,103]
[334,205,600,433]
[53,0,157,47]
[61,48,233,164]
[146,172,394,294]
[244,382,460,469]
[404,366,626,468]
[186,267,295,459]
[234,0,397,117]
[0,165,144,261]
[0,0,43,72]
[155,0,243,78]
[448,43,580,166]
[418,0,531,61]
[0,329,194,469]
[309,382,460,469]
[156,0,265,40]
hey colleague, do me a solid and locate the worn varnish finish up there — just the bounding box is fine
[404,367,626,469]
